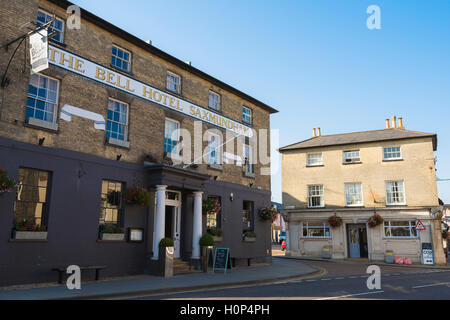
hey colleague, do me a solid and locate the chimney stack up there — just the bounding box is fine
[386,119,391,129]
[392,116,397,128]
[312,128,317,137]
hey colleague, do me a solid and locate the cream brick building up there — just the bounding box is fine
[280,118,446,265]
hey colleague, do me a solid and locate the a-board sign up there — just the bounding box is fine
[213,248,229,274]
[421,243,434,265]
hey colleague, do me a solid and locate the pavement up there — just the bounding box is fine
[0,258,318,300]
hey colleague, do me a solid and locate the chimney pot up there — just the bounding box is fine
[312,128,317,137]
[317,128,321,136]
[392,116,397,128]
[386,119,391,129]
[398,117,404,129]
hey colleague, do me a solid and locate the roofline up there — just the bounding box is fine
[46,0,278,114]
[279,133,438,153]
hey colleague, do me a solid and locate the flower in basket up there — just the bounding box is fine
[367,214,384,228]
[258,207,279,222]
[328,214,343,228]
[15,220,46,232]
[202,198,221,216]
[0,168,16,193]
[124,186,150,207]
[443,230,449,240]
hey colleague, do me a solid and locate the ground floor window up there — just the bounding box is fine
[99,180,124,227]
[384,220,418,238]
[13,168,51,231]
[206,195,221,230]
[302,222,331,238]
[242,200,254,232]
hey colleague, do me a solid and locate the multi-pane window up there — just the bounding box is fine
[106,99,128,141]
[166,72,181,94]
[383,146,402,160]
[37,10,64,43]
[345,183,363,206]
[14,168,51,231]
[302,222,331,238]
[207,133,221,165]
[206,196,221,229]
[243,144,254,174]
[243,106,252,124]
[164,118,180,154]
[307,153,323,166]
[99,180,123,226]
[26,74,59,124]
[385,181,406,205]
[111,45,131,72]
[308,185,324,208]
[209,91,221,111]
[343,150,361,163]
[242,201,254,232]
[384,221,418,238]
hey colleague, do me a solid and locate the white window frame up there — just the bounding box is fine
[37,9,65,43]
[385,181,406,206]
[308,185,324,208]
[164,118,180,154]
[207,132,222,165]
[384,220,418,239]
[111,45,132,72]
[166,71,181,94]
[302,222,331,239]
[208,91,221,111]
[343,150,361,163]
[383,146,402,161]
[26,73,60,124]
[243,143,254,174]
[307,153,323,167]
[106,98,129,142]
[345,183,363,207]
[242,106,252,124]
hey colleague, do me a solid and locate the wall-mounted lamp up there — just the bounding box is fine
[249,183,254,188]
[213,176,218,181]
[38,137,45,146]
[116,154,122,161]
[230,193,234,202]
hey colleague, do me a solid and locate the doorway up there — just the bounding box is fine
[347,224,368,258]
[165,191,181,259]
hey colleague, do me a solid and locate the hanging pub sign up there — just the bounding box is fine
[29,29,49,74]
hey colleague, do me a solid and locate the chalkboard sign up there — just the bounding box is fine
[213,248,229,274]
[421,243,434,265]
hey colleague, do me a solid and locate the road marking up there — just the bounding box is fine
[348,276,358,279]
[321,278,331,281]
[316,291,384,300]
[306,279,317,282]
[335,277,345,280]
[412,282,450,289]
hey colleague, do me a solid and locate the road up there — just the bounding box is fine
[128,258,450,300]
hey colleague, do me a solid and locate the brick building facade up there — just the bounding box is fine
[0,0,277,285]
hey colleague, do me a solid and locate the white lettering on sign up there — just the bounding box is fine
[48,45,252,137]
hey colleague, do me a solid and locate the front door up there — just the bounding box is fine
[165,191,181,259]
[347,224,368,258]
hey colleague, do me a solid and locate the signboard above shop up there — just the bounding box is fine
[47,45,253,138]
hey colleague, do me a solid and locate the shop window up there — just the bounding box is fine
[302,222,331,238]
[99,180,124,227]
[13,168,51,231]
[384,221,418,238]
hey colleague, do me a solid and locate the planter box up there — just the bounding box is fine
[243,237,256,243]
[100,233,125,241]
[213,236,223,242]
[14,231,48,240]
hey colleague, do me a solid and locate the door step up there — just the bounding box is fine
[173,259,203,275]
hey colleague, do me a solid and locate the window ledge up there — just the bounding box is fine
[386,203,407,207]
[106,137,130,149]
[25,117,59,132]
[342,162,362,165]
[306,165,324,168]
[383,159,403,162]
[109,64,134,77]
[208,164,223,171]
[49,39,67,48]
[9,239,49,243]
[243,171,255,179]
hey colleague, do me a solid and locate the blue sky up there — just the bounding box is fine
[73,0,450,203]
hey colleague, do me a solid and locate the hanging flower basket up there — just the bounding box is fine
[258,207,278,222]
[124,186,150,207]
[367,214,384,228]
[0,168,16,194]
[328,215,343,228]
[443,230,449,240]
[202,198,221,216]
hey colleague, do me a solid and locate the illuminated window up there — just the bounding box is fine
[99,180,123,226]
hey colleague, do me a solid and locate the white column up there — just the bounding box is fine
[191,191,203,260]
[153,185,167,259]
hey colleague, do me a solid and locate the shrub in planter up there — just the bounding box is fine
[15,220,46,232]
[328,215,343,228]
[0,168,16,193]
[159,237,174,247]
[367,214,384,228]
[243,231,257,239]
[199,233,214,247]
[99,224,124,234]
[258,207,278,222]
[124,186,150,207]
[207,228,223,237]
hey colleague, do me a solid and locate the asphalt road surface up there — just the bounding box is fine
[129,259,450,300]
